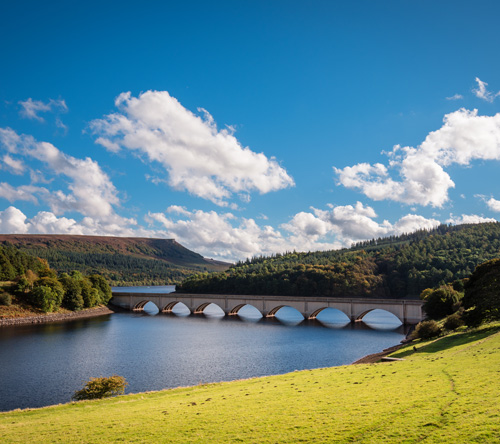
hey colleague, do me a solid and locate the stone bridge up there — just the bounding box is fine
[111,292,424,325]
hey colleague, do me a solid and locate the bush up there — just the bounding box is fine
[0,291,12,306]
[443,311,465,331]
[413,320,442,340]
[72,375,127,401]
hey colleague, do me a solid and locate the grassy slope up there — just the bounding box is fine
[1,325,499,443]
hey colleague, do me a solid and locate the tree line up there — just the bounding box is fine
[0,244,111,313]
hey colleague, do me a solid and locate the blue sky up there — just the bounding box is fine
[1,0,500,261]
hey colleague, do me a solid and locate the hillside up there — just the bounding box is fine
[1,323,499,443]
[178,222,500,298]
[0,235,230,286]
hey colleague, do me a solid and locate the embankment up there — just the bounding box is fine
[0,306,115,327]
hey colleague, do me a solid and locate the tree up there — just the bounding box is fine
[72,375,127,401]
[30,286,59,313]
[463,258,500,326]
[60,274,84,311]
[88,274,112,304]
[422,285,462,320]
[33,277,64,309]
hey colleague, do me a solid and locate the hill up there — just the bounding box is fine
[178,222,500,298]
[1,323,498,442]
[0,235,230,286]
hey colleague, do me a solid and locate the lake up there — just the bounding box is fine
[0,286,407,412]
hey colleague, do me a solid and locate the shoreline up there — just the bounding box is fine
[0,305,116,327]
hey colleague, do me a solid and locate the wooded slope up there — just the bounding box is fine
[0,235,230,286]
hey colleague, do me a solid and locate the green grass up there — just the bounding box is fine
[1,324,500,443]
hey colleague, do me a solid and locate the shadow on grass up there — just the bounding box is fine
[392,323,500,359]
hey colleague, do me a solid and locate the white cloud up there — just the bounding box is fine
[472,77,500,102]
[147,207,287,261]
[90,90,294,206]
[335,108,500,207]
[486,198,500,212]
[447,214,497,225]
[0,207,29,233]
[446,94,463,101]
[0,128,136,230]
[18,98,68,122]
[2,154,25,174]
[0,183,42,204]
[146,203,442,261]
[0,206,152,237]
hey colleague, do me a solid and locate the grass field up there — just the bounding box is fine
[1,324,499,443]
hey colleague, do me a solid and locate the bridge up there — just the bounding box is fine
[111,292,424,325]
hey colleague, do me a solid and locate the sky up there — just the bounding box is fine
[1,0,500,262]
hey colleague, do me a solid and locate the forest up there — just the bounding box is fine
[178,223,500,299]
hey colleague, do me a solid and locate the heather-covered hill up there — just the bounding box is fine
[178,223,500,298]
[0,235,230,286]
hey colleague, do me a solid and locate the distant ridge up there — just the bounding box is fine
[0,234,231,286]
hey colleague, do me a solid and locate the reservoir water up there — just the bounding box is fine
[0,286,407,412]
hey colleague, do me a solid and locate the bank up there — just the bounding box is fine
[0,305,115,327]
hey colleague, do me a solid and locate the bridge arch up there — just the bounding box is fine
[228,303,263,317]
[194,302,225,316]
[133,300,160,314]
[266,305,304,319]
[354,308,403,324]
[308,306,351,321]
[161,301,190,314]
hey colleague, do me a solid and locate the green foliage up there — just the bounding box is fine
[463,258,500,326]
[88,274,112,304]
[0,290,12,306]
[30,285,59,313]
[72,375,127,401]
[413,320,442,339]
[443,311,465,330]
[179,222,500,298]
[421,285,462,320]
[60,274,84,311]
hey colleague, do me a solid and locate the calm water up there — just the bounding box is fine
[0,287,406,412]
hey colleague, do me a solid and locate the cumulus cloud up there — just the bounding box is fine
[147,207,287,261]
[0,128,136,229]
[18,98,68,122]
[146,203,442,261]
[472,77,500,102]
[90,91,294,206]
[0,206,145,237]
[335,108,500,207]
[486,198,500,212]
[446,214,497,225]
